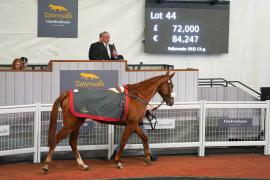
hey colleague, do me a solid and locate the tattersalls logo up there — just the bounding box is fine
[80,73,100,80]
[49,4,68,12]
[75,73,105,88]
[44,3,73,25]
[38,0,78,38]
[60,70,118,92]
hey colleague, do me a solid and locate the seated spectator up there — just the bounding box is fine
[12,58,24,71]
[20,57,28,68]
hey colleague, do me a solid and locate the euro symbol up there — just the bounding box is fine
[153,35,158,42]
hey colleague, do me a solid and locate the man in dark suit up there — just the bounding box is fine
[89,31,123,60]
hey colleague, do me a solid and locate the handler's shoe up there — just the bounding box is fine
[150,155,158,161]
[110,150,117,160]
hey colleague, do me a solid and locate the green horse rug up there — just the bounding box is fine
[69,86,129,122]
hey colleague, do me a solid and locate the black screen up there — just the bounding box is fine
[144,0,230,54]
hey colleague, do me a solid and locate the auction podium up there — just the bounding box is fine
[0,60,198,106]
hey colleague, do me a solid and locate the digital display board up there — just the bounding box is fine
[145,0,230,54]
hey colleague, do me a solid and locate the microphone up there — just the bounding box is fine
[112,43,118,59]
[112,43,116,52]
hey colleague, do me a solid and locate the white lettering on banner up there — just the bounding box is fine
[143,119,175,129]
[0,125,10,136]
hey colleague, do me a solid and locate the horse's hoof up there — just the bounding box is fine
[83,166,90,171]
[79,164,90,171]
[145,159,152,165]
[116,162,123,169]
[42,165,49,174]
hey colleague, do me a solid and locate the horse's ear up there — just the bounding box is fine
[169,72,175,79]
[165,71,170,76]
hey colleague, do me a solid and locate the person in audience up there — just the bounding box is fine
[20,57,28,68]
[89,31,124,60]
[12,58,24,71]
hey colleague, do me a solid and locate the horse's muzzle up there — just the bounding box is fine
[166,97,174,106]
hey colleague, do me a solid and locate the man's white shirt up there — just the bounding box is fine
[103,42,111,59]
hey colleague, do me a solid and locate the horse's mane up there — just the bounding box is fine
[127,74,166,89]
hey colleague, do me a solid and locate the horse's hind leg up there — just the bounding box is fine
[69,128,89,171]
[134,125,151,165]
[42,126,76,173]
[114,125,133,169]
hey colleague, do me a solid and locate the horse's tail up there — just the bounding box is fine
[48,92,68,147]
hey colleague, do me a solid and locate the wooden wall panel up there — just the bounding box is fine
[33,72,42,104]
[5,72,15,105]
[86,62,94,70]
[41,73,51,104]
[111,62,121,86]
[93,62,103,70]
[14,72,24,105]
[0,61,199,106]
[193,71,198,101]
[77,62,87,70]
[119,63,128,85]
[103,62,112,70]
[0,73,6,106]
[152,71,162,102]
[185,72,194,101]
[24,72,33,104]
[198,87,259,101]
[59,62,69,70]
[51,62,60,102]
[177,71,186,102]
[216,87,224,101]
[128,72,137,84]
[68,62,78,70]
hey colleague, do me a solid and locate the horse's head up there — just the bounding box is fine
[158,71,175,106]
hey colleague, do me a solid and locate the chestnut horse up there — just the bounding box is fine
[42,71,175,173]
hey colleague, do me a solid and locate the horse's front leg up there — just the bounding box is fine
[114,125,133,169]
[134,125,151,165]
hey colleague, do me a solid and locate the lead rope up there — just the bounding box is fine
[145,100,166,130]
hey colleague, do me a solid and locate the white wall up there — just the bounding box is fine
[0,0,270,90]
